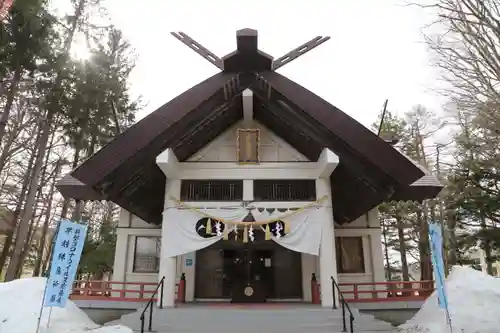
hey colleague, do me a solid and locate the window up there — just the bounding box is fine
[133,237,161,273]
[237,129,260,163]
[180,180,243,201]
[336,237,365,273]
[254,180,316,201]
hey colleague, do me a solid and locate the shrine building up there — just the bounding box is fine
[56,29,443,308]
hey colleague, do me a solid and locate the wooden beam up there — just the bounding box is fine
[258,71,424,185]
[272,36,330,71]
[171,31,223,70]
[251,89,395,195]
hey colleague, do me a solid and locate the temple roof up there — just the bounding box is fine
[56,29,443,225]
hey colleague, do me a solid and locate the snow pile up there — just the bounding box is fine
[0,277,133,333]
[398,266,500,333]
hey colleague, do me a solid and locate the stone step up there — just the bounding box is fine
[117,306,395,333]
[132,330,393,333]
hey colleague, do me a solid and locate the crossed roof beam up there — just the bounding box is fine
[170,29,331,72]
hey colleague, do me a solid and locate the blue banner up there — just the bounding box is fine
[428,222,449,310]
[43,219,87,308]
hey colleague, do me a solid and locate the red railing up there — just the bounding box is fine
[69,279,434,303]
[70,280,180,302]
[318,280,434,302]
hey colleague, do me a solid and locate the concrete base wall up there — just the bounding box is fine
[352,300,424,326]
[75,299,423,326]
[361,309,418,326]
[82,308,135,325]
[75,300,143,325]
[80,307,418,327]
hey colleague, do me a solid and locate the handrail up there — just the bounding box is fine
[70,280,180,302]
[331,276,354,333]
[139,276,165,333]
[316,280,434,302]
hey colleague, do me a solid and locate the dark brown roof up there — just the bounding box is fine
[56,174,104,201]
[57,29,441,225]
[390,151,443,201]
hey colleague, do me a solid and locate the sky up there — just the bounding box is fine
[80,0,443,128]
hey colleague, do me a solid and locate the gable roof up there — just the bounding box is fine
[57,29,441,224]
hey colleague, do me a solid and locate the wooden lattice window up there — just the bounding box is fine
[180,180,243,201]
[236,129,260,164]
[253,180,317,201]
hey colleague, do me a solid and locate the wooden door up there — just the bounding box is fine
[194,248,224,298]
[272,248,303,299]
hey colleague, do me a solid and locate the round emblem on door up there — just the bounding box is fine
[244,286,254,296]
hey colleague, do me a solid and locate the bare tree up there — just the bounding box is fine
[422,0,500,107]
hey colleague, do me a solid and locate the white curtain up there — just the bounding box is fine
[252,207,324,256]
[162,207,248,258]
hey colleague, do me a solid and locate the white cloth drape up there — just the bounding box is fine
[162,208,248,258]
[162,204,325,257]
[252,208,324,256]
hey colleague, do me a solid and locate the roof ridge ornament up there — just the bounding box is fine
[170,32,224,70]
[272,36,330,71]
[170,29,330,72]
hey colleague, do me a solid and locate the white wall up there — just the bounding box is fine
[112,208,386,302]
[280,208,386,302]
[111,119,386,302]
[112,120,312,300]
[334,208,386,299]
[301,254,317,302]
[188,120,309,162]
[111,209,161,297]
[180,119,313,301]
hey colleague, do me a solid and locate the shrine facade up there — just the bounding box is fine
[56,29,442,308]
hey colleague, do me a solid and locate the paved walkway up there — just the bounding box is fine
[114,304,396,333]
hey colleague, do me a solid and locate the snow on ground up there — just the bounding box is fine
[397,266,500,333]
[0,277,133,333]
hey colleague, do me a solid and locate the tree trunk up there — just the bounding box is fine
[4,0,87,281]
[480,215,494,275]
[418,205,433,281]
[0,131,39,275]
[18,129,57,275]
[0,102,29,184]
[381,215,392,281]
[0,127,18,177]
[417,205,434,297]
[72,200,83,223]
[71,134,97,223]
[0,68,21,147]
[17,189,45,278]
[31,129,59,276]
[0,230,13,275]
[413,130,433,282]
[435,145,450,275]
[446,210,458,268]
[5,113,54,280]
[396,213,410,281]
[33,161,60,276]
[60,136,83,219]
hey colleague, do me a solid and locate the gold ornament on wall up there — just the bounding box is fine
[236,128,260,164]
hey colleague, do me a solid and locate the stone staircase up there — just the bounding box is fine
[113,304,395,333]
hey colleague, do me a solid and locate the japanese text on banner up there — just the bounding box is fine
[429,222,449,310]
[44,219,87,308]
